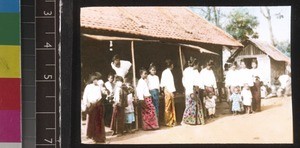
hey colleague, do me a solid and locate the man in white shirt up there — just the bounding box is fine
[160,59,176,127]
[111,54,132,78]
[278,73,291,97]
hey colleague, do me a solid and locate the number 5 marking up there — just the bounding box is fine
[44,74,53,80]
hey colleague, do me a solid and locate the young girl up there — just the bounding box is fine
[124,77,135,133]
[204,92,217,118]
[82,74,105,143]
[137,68,159,130]
[241,84,253,114]
[229,86,242,115]
[104,73,115,102]
[160,59,177,127]
[147,63,160,120]
[110,76,127,136]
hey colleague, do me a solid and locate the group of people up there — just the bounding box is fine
[225,59,264,115]
[81,54,287,143]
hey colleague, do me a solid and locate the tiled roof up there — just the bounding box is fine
[249,39,290,63]
[81,7,243,47]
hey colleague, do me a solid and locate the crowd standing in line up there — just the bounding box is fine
[81,54,291,143]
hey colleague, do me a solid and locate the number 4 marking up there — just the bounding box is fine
[44,42,52,48]
[44,138,53,144]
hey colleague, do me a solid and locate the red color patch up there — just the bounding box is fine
[0,78,21,110]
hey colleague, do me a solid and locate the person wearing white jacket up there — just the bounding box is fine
[81,74,105,143]
[182,58,205,125]
[160,59,177,127]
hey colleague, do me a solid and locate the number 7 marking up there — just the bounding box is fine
[44,138,53,144]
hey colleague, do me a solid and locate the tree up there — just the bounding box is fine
[276,40,290,57]
[260,7,276,46]
[225,9,259,42]
[190,7,224,28]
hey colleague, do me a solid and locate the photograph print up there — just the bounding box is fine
[80,6,292,144]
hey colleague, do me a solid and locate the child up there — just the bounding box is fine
[241,84,253,114]
[147,63,160,119]
[204,92,217,118]
[104,73,115,102]
[229,86,242,115]
[137,68,159,130]
[110,76,127,136]
[124,76,135,133]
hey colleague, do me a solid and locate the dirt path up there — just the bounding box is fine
[82,96,293,144]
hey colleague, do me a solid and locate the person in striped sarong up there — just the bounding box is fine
[136,68,159,130]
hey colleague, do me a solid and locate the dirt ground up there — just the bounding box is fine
[81,96,293,144]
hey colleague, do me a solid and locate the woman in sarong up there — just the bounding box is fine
[82,74,105,143]
[182,58,205,125]
[160,59,177,127]
[250,59,261,112]
[136,68,159,130]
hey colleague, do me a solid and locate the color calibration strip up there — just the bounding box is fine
[0,0,22,148]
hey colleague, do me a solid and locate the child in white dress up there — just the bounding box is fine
[229,86,243,115]
[241,84,253,114]
[204,92,217,118]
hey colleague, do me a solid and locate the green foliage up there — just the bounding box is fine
[276,40,291,57]
[225,9,259,42]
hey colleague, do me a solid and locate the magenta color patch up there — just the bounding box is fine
[0,110,21,142]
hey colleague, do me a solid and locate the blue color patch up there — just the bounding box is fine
[0,0,19,13]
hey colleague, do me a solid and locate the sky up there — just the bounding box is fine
[190,6,291,44]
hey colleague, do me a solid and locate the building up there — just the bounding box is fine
[80,7,243,124]
[227,39,290,86]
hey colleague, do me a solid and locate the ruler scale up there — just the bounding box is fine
[35,0,59,148]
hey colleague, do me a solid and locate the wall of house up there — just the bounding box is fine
[270,58,286,84]
[235,43,272,85]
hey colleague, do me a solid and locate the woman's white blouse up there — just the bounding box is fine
[136,78,151,100]
[225,69,240,87]
[147,74,160,90]
[238,68,253,87]
[160,68,176,92]
[82,84,102,111]
[182,67,198,95]
[198,68,217,89]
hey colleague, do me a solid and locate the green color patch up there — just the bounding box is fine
[0,13,20,45]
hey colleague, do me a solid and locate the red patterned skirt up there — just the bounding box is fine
[141,97,159,130]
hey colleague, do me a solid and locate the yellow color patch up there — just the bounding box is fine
[0,45,21,78]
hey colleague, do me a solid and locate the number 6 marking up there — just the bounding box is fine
[43,11,53,16]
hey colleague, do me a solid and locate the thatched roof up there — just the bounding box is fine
[248,39,290,62]
[227,39,290,63]
[81,7,243,47]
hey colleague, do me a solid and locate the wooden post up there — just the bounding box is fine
[179,45,184,73]
[130,41,139,130]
